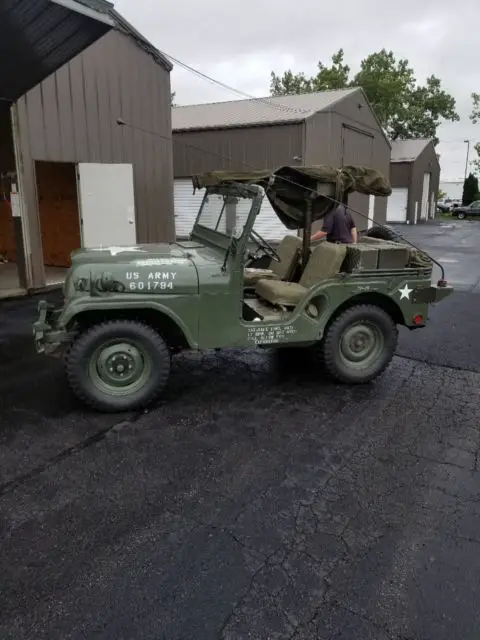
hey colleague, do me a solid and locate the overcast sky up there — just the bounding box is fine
[116,0,479,182]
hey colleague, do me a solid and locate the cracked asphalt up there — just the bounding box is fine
[1,220,480,640]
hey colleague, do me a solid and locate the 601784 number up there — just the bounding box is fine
[129,281,174,291]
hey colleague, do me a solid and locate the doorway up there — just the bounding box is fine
[35,161,81,284]
[0,103,24,298]
[35,161,138,281]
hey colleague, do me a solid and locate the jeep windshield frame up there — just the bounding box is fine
[190,183,265,257]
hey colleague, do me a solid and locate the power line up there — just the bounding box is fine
[164,49,478,151]
[164,51,327,117]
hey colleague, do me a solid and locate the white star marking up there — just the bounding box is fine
[398,284,413,300]
[91,246,147,256]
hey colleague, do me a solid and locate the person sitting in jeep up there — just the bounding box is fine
[311,203,357,244]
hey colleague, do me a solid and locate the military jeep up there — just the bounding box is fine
[33,164,453,413]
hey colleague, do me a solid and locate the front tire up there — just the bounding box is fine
[456,212,466,220]
[321,305,398,384]
[65,320,171,412]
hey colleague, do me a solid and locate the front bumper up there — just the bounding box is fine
[33,300,68,355]
[412,283,454,304]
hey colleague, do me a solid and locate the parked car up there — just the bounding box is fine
[452,200,480,219]
[437,198,461,213]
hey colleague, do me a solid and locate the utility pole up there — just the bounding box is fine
[464,139,470,180]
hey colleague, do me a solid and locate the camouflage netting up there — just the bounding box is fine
[191,165,392,230]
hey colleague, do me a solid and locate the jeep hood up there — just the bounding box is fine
[191,164,392,230]
[69,241,223,267]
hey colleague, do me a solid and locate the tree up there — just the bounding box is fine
[462,173,479,206]
[438,189,446,200]
[270,49,459,144]
[470,93,480,124]
[470,94,480,176]
[171,91,176,107]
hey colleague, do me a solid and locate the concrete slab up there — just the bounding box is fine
[0,263,67,299]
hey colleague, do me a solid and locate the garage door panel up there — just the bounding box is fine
[174,179,297,241]
[386,187,408,223]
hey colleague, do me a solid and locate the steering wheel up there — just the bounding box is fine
[249,229,281,262]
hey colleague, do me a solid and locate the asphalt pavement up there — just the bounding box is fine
[1,220,480,640]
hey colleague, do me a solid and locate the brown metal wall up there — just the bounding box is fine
[389,162,412,188]
[172,123,305,176]
[304,90,391,227]
[16,29,174,288]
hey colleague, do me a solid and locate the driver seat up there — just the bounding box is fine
[244,235,302,287]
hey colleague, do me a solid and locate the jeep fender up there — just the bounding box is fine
[59,299,198,348]
[301,284,407,330]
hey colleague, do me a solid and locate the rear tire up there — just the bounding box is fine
[65,320,171,413]
[321,304,398,384]
[362,225,400,242]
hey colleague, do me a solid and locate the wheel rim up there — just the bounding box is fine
[88,340,152,396]
[338,322,385,370]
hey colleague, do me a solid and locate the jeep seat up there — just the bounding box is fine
[254,241,347,307]
[244,234,302,286]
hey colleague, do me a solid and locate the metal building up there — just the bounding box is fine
[0,0,174,299]
[388,139,440,224]
[171,88,391,240]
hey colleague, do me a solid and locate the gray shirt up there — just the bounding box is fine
[321,204,355,243]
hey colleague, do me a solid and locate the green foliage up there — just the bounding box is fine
[171,91,176,107]
[438,189,446,200]
[270,49,460,144]
[462,173,479,206]
[470,95,480,176]
[471,93,480,124]
[472,143,480,177]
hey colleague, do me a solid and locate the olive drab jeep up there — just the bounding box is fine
[33,164,453,413]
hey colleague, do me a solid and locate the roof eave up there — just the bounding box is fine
[172,118,307,133]
[109,9,172,71]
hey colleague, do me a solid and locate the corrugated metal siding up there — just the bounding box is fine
[333,92,390,227]
[389,162,412,188]
[304,92,390,228]
[341,125,374,229]
[16,29,173,288]
[173,123,304,177]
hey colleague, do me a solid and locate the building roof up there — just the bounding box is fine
[78,0,172,71]
[172,88,359,132]
[390,138,432,163]
[0,0,171,103]
[0,0,114,102]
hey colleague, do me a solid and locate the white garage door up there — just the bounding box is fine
[173,178,297,241]
[386,187,408,223]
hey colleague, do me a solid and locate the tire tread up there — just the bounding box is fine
[65,319,170,412]
[321,304,398,384]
